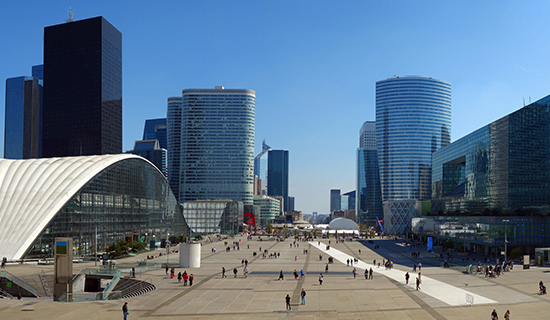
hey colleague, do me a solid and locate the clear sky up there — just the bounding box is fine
[2,1,550,216]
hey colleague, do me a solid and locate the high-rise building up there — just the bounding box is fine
[343,191,355,211]
[42,16,122,157]
[376,76,451,201]
[128,139,167,177]
[376,76,451,233]
[288,196,295,211]
[167,97,183,201]
[178,87,255,204]
[356,121,383,225]
[330,189,341,212]
[254,140,271,195]
[4,73,42,159]
[143,118,167,149]
[267,149,289,211]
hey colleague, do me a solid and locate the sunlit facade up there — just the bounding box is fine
[0,155,189,260]
[182,200,243,235]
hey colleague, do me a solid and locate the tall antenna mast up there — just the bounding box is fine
[67,7,75,22]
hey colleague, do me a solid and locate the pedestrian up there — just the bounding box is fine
[359,249,361,255]
[369,267,373,280]
[122,302,129,320]
[243,267,248,278]
[416,277,421,290]
[364,269,368,279]
[405,272,410,285]
[189,274,194,286]
[233,267,238,278]
[183,272,189,286]
[301,288,306,305]
[177,272,182,283]
[241,259,244,267]
[294,269,299,280]
[279,270,284,280]
[347,259,350,266]
[222,267,226,278]
[300,269,305,278]
[285,294,292,310]
[491,309,498,319]
[418,262,422,271]
[319,273,323,285]
[245,259,248,267]
[165,264,169,275]
[352,267,357,279]
[325,264,329,272]
[170,267,175,279]
[17,292,22,300]
[504,310,510,320]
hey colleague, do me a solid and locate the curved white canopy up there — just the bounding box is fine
[328,218,359,230]
[0,154,143,260]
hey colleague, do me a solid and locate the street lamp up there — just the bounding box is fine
[503,219,510,262]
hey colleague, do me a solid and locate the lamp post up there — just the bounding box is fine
[503,219,510,262]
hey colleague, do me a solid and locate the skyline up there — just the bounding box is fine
[2,1,550,215]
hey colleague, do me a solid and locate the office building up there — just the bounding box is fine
[42,16,122,157]
[253,195,281,227]
[288,196,295,211]
[0,154,189,260]
[376,76,451,233]
[143,118,167,149]
[4,74,42,159]
[178,87,255,204]
[356,121,383,225]
[254,140,271,195]
[182,200,243,235]
[330,189,341,212]
[167,97,183,201]
[128,139,167,177]
[267,149,289,211]
[343,191,355,211]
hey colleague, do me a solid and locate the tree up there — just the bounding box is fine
[510,247,524,260]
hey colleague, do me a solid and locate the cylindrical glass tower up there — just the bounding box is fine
[376,76,451,201]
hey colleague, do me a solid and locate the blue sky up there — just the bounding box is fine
[2,1,550,215]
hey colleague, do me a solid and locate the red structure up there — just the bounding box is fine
[244,212,257,230]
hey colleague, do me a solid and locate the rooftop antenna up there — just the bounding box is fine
[67,7,75,22]
[523,97,525,107]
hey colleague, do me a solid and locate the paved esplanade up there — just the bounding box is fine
[1,236,549,319]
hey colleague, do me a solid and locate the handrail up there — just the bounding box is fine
[42,270,52,292]
[102,270,121,300]
[0,288,14,299]
[0,271,39,297]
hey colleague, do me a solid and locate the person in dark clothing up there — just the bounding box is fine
[189,274,194,286]
[300,288,306,305]
[233,268,238,278]
[285,294,291,310]
[122,302,129,320]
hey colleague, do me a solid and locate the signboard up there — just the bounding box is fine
[427,237,433,251]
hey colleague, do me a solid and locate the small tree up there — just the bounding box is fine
[510,247,524,260]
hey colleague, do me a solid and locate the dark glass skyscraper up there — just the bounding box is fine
[4,75,42,159]
[267,150,289,212]
[143,118,167,149]
[42,16,122,157]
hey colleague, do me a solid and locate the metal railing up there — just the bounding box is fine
[0,271,39,297]
[0,288,14,299]
[40,270,52,296]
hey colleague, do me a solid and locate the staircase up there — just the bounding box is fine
[113,277,156,299]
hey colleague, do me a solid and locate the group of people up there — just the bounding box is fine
[165,265,193,286]
[491,308,511,320]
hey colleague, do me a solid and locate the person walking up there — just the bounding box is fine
[285,294,292,310]
[416,277,421,290]
[504,310,510,320]
[405,272,410,284]
[319,273,323,285]
[222,267,226,278]
[177,272,182,283]
[369,268,373,280]
[352,268,357,279]
[279,270,284,280]
[243,267,249,278]
[300,288,306,305]
[183,272,189,286]
[364,269,368,280]
[491,309,498,319]
[165,265,169,275]
[233,267,238,278]
[122,302,129,320]
[189,274,194,286]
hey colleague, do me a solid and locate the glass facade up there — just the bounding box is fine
[356,148,384,226]
[330,189,341,212]
[179,88,255,205]
[412,216,550,256]
[376,76,452,201]
[42,16,122,157]
[129,140,167,177]
[267,150,289,211]
[432,94,550,215]
[24,158,188,259]
[253,195,281,227]
[182,201,243,235]
[142,118,167,149]
[4,76,42,159]
[254,140,271,196]
[167,97,183,201]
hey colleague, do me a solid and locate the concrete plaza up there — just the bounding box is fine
[1,235,550,319]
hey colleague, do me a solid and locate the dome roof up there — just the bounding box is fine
[0,154,148,260]
[328,218,359,230]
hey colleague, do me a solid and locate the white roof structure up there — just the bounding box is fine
[328,218,359,230]
[0,154,144,260]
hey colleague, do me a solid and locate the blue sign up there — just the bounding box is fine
[427,237,433,251]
